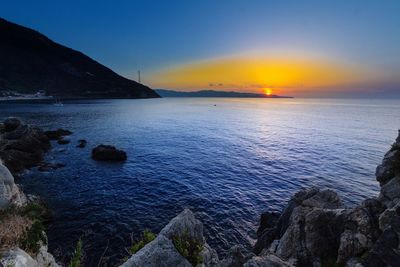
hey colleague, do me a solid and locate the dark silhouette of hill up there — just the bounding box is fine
[156,89,293,98]
[0,18,159,98]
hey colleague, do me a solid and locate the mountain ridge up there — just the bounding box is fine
[156,89,293,98]
[0,18,159,99]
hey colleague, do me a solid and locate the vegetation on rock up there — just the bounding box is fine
[172,230,203,266]
[68,239,83,267]
[128,229,156,255]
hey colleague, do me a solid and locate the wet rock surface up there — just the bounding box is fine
[92,144,127,161]
[0,118,51,173]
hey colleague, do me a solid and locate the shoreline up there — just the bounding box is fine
[1,117,399,266]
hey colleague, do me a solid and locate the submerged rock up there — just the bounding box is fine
[44,128,72,140]
[77,139,87,148]
[57,137,70,145]
[92,145,127,161]
[37,162,66,172]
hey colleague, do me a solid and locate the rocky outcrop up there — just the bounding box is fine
[92,145,127,162]
[0,118,51,173]
[121,209,220,267]
[77,139,87,148]
[0,244,60,267]
[44,129,72,141]
[248,130,400,267]
[0,161,26,208]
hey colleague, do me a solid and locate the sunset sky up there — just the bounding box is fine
[2,0,400,97]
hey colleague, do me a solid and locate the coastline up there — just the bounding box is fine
[1,117,399,266]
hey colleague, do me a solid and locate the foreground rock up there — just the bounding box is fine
[0,118,51,173]
[121,209,219,267]
[248,130,400,267]
[92,145,127,161]
[0,161,26,208]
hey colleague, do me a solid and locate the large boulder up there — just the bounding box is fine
[0,246,60,267]
[121,235,192,267]
[92,145,127,162]
[0,162,26,209]
[121,209,220,267]
[0,119,51,173]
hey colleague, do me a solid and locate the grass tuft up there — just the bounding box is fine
[68,239,83,267]
[172,230,203,266]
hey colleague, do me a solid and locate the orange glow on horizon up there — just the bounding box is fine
[148,55,379,96]
[264,88,273,96]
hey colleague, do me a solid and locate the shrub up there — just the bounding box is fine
[172,231,203,266]
[68,239,83,267]
[128,229,156,255]
[19,221,46,254]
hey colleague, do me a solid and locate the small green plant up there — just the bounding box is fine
[19,221,46,254]
[172,231,203,266]
[128,229,156,255]
[68,239,83,267]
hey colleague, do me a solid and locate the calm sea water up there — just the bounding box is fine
[1,98,399,265]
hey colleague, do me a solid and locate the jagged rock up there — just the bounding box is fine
[3,117,21,132]
[44,128,72,140]
[77,139,87,148]
[121,235,192,267]
[0,162,26,209]
[379,175,400,208]
[122,209,219,267]
[0,245,60,267]
[0,248,39,267]
[364,227,400,267]
[0,120,51,173]
[220,246,246,267]
[92,145,127,162]
[160,209,204,244]
[243,253,294,267]
[254,212,280,254]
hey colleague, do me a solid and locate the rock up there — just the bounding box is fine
[160,209,204,244]
[77,139,87,148]
[254,212,280,254]
[0,122,51,174]
[243,253,294,267]
[364,227,400,267]
[121,235,192,267]
[0,162,26,209]
[3,117,21,132]
[37,162,66,172]
[57,137,70,145]
[0,246,60,267]
[44,128,72,140]
[121,209,220,267]
[221,246,246,267]
[35,245,62,267]
[92,145,127,162]
[0,248,39,267]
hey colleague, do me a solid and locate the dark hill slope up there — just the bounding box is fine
[0,18,159,98]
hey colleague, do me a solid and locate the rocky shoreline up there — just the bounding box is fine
[1,118,399,266]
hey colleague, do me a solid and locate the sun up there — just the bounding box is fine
[263,88,273,96]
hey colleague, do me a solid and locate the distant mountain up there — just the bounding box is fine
[156,89,293,98]
[0,18,159,99]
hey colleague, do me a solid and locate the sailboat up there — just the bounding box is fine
[53,96,63,106]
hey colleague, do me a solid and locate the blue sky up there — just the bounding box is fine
[1,0,400,96]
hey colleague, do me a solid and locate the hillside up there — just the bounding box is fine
[0,18,159,99]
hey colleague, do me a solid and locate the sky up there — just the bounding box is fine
[1,0,400,97]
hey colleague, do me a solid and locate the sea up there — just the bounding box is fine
[1,97,399,266]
